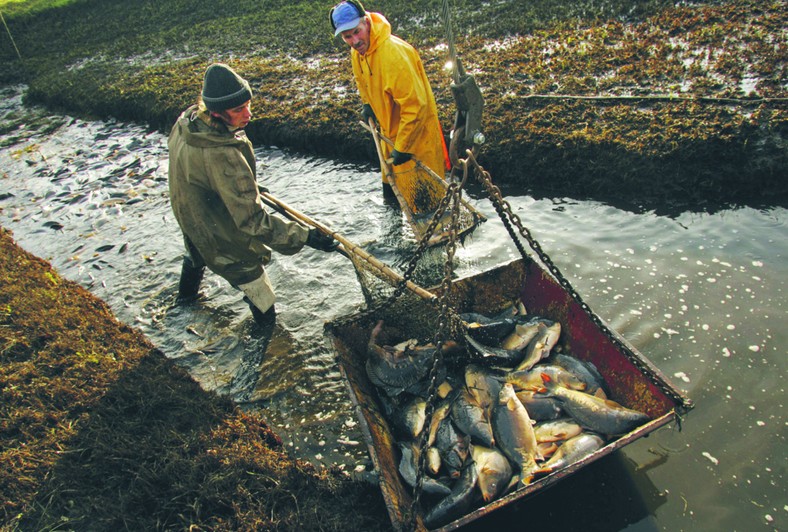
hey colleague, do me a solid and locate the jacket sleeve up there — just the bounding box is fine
[207,146,309,255]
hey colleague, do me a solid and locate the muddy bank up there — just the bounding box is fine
[1,0,785,212]
[0,228,390,530]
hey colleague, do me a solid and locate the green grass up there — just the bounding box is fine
[0,0,674,75]
[0,0,76,18]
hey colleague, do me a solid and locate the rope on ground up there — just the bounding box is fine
[1,11,22,61]
[522,93,788,105]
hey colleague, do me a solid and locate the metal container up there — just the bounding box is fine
[326,258,693,531]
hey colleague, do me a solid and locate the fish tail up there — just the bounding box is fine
[519,461,539,485]
[520,471,536,485]
[538,442,558,457]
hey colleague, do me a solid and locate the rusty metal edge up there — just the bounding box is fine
[432,412,678,531]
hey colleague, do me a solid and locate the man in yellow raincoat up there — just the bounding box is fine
[330,1,450,214]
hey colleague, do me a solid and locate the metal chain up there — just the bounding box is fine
[464,151,693,412]
[407,163,466,529]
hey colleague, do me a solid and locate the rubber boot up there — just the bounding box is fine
[177,258,204,302]
[244,296,276,328]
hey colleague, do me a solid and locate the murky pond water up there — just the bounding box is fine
[1,85,785,531]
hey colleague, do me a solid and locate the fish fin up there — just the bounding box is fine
[506,396,520,412]
[538,442,558,458]
[505,474,521,494]
[437,380,454,398]
[539,373,555,392]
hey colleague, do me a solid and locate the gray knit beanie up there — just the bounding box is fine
[201,63,252,112]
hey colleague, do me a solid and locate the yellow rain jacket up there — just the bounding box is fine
[351,12,448,208]
[168,104,309,286]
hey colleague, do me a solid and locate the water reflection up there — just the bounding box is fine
[1,85,785,531]
[462,452,665,531]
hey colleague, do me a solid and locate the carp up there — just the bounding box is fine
[427,399,453,447]
[491,383,542,485]
[366,320,449,398]
[514,320,562,371]
[515,389,564,421]
[534,432,605,475]
[533,417,584,443]
[540,373,650,436]
[435,413,471,479]
[506,363,587,392]
[501,317,555,351]
[548,352,610,398]
[392,396,427,439]
[451,388,495,447]
[471,444,513,502]
[464,363,503,421]
[426,446,442,475]
[397,441,452,496]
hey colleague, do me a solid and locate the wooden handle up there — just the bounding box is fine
[259,191,436,302]
[364,118,422,230]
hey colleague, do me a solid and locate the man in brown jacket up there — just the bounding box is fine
[168,63,337,327]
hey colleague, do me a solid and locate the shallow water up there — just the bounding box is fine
[1,85,785,531]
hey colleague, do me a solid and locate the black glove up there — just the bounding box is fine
[361,103,376,124]
[390,149,413,166]
[306,228,339,252]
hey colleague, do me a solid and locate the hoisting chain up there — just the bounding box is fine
[441,0,460,85]
[464,150,693,413]
[441,0,485,169]
[408,162,467,529]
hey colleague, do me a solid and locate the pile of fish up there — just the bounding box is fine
[365,304,651,528]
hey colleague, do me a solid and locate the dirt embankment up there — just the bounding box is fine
[0,227,390,530]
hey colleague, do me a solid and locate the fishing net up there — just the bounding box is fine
[386,165,482,247]
[364,121,484,248]
[344,249,442,337]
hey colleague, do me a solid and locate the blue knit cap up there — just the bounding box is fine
[332,2,364,37]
